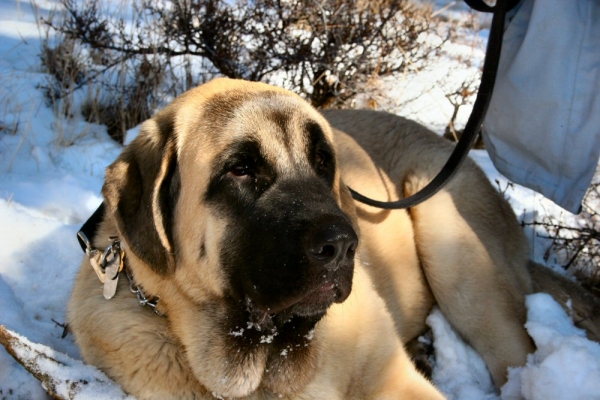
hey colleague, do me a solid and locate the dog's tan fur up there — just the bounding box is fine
[69,78,600,398]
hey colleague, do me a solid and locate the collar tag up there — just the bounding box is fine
[77,231,125,299]
[101,239,125,299]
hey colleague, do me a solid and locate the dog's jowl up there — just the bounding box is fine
[69,78,600,399]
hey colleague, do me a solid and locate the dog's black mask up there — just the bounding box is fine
[214,174,357,326]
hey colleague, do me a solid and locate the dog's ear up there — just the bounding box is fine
[102,109,181,275]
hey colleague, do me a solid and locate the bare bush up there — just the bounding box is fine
[39,38,88,117]
[442,76,485,148]
[525,182,600,297]
[40,0,446,142]
[80,57,164,142]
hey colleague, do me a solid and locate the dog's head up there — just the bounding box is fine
[102,78,358,325]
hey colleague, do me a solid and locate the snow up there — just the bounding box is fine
[502,294,600,400]
[427,307,497,400]
[0,1,598,399]
[428,294,600,400]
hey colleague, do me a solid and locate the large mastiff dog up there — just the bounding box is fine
[69,78,599,399]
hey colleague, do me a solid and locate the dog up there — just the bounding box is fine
[69,78,600,398]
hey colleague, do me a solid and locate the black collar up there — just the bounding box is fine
[77,202,106,253]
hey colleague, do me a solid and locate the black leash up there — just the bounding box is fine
[348,0,518,210]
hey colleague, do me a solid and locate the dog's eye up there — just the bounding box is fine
[315,149,331,170]
[229,164,254,178]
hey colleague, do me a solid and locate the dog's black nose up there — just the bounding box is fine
[306,220,358,270]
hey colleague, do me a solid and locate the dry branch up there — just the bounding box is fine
[0,325,132,400]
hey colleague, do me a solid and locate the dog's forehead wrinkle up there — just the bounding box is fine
[219,109,296,173]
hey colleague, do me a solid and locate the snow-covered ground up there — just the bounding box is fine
[1,1,599,399]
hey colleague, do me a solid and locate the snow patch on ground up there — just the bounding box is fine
[429,293,600,400]
[502,293,600,400]
[427,307,497,400]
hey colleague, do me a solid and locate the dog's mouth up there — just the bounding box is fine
[245,275,352,331]
[294,280,349,310]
